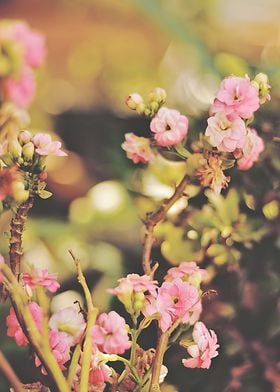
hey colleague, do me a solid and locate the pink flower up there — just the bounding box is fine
[235,128,264,170]
[35,330,71,374]
[164,261,208,287]
[150,107,188,146]
[22,268,60,293]
[49,306,86,345]
[210,76,260,120]
[33,133,67,157]
[144,278,200,332]
[109,273,158,296]
[72,350,112,392]
[182,321,219,369]
[7,22,46,68]
[91,311,131,354]
[2,68,36,108]
[121,133,155,164]
[108,274,158,314]
[205,112,246,152]
[6,302,43,346]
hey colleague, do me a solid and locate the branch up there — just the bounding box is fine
[0,350,23,392]
[9,196,34,276]
[142,174,189,275]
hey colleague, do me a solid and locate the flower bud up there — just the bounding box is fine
[136,102,146,115]
[12,182,29,202]
[18,130,32,145]
[9,139,22,158]
[252,73,271,104]
[22,142,35,161]
[126,93,144,110]
[148,87,167,104]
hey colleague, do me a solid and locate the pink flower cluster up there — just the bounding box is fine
[22,268,60,294]
[0,20,46,107]
[206,75,265,170]
[122,94,189,164]
[6,302,43,346]
[182,321,219,369]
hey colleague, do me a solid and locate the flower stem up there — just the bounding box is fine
[142,174,189,275]
[148,332,168,391]
[0,350,23,392]
[70,251,98,392]
[149,319,181,391]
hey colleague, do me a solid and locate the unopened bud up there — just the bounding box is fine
[12,182,29,202]
[148,87,167,104]
[126,93,144,110]
[22,142,35,161]
[136,102,146,115]
[18,130,32,145]
[254,73,269,85]
[9,139,22,158]
[252,73,271,104]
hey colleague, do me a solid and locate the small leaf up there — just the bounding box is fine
[39,190,53,199]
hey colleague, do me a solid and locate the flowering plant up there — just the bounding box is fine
[0,20,272,392]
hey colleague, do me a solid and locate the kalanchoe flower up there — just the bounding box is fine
[73,350,112,392]
[144,278,200,332]
[197,155,230,194]
[91,311,131,354]
[22,268,60,294]
[182,321,219,369]
[35,330,71,374]
[2,68,36,108]
[205,112,247,152]
[5,21,46,68]
[164,261,208,287]
[234,128,264,170]
[210,75,260,120]
[150,107,188,147]
[6,302,43,346]
[49,306,86,345]
[108,273,158,314]
[121,133,155,164]
[33,133,67,157]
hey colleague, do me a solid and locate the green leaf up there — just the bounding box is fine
[38,190,53,199]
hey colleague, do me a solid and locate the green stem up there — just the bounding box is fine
[70,251,98,392]
[149,319,182,392]
[67,344,81,387]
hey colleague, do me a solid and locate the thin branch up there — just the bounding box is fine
[142,174,189,275]
[0,350,23,392]
[69,250,99,392]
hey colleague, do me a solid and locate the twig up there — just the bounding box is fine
[142,174,189,275]
[69,250,98,391]
[0,350,23,392]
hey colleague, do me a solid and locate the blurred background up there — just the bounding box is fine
[0,0,279,391]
